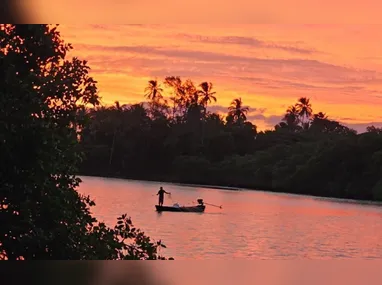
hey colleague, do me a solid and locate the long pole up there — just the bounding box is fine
[204,202,222,209]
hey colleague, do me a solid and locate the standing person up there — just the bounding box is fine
[157,187,170,206]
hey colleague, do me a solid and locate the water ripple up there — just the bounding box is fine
[79,176,382,259]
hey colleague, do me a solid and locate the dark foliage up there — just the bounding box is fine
[0,24,171,260]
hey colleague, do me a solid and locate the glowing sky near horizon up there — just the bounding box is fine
[57,24,382,132]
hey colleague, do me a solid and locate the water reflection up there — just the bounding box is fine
[79,176,382,259]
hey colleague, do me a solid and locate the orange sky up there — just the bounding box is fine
[55,24,382,132]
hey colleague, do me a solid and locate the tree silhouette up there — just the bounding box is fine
[164,76,182,119]
[144,80,164,102]
[367,125,382,134]
[313,112,327,120]
[198,82,217,112]
[80,74,382,206]
[228,98,249,124]
[0,24,171,260]
[109,101,124,166]
[283,105,300,127]
[295,97,313,129]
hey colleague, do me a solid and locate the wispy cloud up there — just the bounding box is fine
[76,43,382,86]
[247,112,282,128]
[59,24,382,132]
[176,34,319,55]
[207,105,229,114]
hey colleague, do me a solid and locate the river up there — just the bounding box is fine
[78,176,382,259]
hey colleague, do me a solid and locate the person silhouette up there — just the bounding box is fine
[156,187,170,206]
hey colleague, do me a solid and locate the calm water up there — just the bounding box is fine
[78,176,382,259]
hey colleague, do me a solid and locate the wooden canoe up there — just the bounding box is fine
[155,205,205,213]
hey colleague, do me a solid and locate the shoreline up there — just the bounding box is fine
[78,173,382,207]
[79,174,243,191]
[78,173,243,191]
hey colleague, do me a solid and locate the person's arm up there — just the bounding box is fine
[165,191,170,194]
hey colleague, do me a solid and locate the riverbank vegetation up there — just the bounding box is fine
[79,79,382,201]
[0,24,171,260]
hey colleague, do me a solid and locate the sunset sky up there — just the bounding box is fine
[57,24,382,132]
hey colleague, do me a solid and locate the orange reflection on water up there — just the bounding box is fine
[79,176,382,259]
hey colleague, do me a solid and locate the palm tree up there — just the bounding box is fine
[144,80,163,102]
[296,97,313,119]
[108,101,124,166]
[186,90,203,122]
[228,98,249,124]
[313,112,327,120]
[198,82,217,111]
[295,97,313,129]
[309,111,330,133]
[283,105,300,126]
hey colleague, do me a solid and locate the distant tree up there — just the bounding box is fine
[285,105,300,124]
[164,76,182,119]
[164,77,199,121]
[182,80,198,107]
[147,100,171,120]
[295,97,313,129]
[313,112,328,120]
[198,82,217,114]
[108,101,127,166]
[309,114,356,136]
[228,98,249,124]
[144,79,164,102]
[275,105,301,132]
[366,125,382,134]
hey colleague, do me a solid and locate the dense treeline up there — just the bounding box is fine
[79,77,382,201]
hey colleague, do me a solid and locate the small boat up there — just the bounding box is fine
[155,199,206,213]
[155,204,205,213]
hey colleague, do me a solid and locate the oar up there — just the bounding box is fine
[204,202,222,209]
